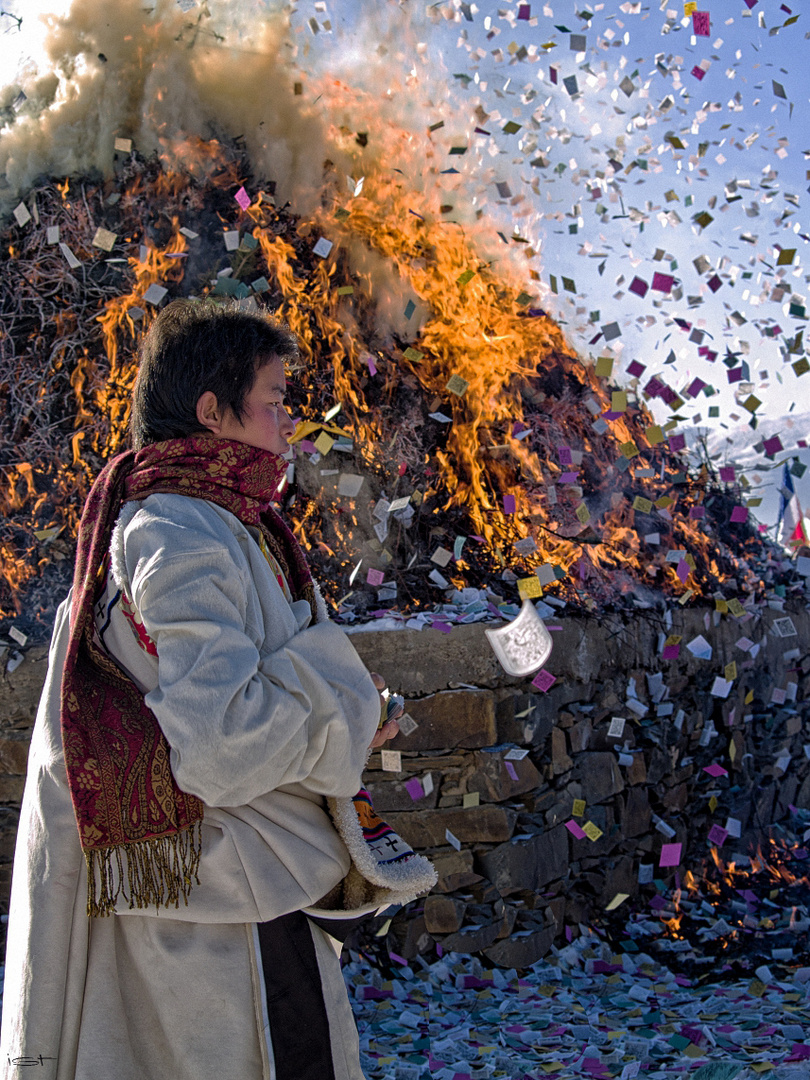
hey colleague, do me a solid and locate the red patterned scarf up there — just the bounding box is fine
[62,434,314,916]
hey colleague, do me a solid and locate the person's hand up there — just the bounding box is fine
[368,672,402,750]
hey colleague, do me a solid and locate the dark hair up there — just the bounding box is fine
[130,299,299,450]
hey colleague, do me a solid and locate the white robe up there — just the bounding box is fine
[1,494,381,1080]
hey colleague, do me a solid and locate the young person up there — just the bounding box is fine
[1,300,419,1080]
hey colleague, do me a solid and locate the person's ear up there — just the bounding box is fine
[196,391,224,435]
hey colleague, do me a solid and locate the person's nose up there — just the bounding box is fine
[279,407,296,440]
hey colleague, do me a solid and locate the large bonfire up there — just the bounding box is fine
[0,5,791,640]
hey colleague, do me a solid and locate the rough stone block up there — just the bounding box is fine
[572,752,624,802]
[431,849,482,892]
[364,777,439,812]
[423,895,466,934]
[478,825,568,895]
[0,733,31,776]
[484,926,554,969]
[621,787,651,838]
[495,691,553,747]
[439,920,501,954]
[467,750,542,803]
[389,690,497,752]
[385,805,516,849]
[551,728,573,775]
[0,647,48,730]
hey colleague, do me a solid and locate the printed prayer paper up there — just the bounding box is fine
[583,822,603,842]
[708,824,728,846]
[565,820,586,839]
[380,750,402,773]
[338,473,364,497]
[462,791,480,808]
[445,828,462,851]
[532,670,556,692]
[572,799,586,817]
[312,237,333,258]
[366,568,385,587]
[431,547,453,567]
[234,186,251,210]
[659,842,682,867]
[404,777,425,801]
[142,283,168,306]
[446,374,470,396]
[114,137,132,152]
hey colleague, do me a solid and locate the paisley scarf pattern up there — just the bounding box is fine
[62,434,311,916]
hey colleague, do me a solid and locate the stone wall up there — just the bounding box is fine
[1,605,809,967]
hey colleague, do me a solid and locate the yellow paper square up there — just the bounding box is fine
[463,791,480,808]
[656,495,674,509]
[728,598,745,617]
[646,425,664,445]
[665,634,682,646]
[576,502,591,524]
[708,795,718,812]
[583,821,603,842]
[633,496,653,513]
[595,356,613,377]
[572,799,586,817]
[446,373,470,396]
[724,661,737,681]
[621,440,639,458]
[403,347,424,363]
[92,227,117,251]
[314,431,335,456]
[684,1,697,14]
[518,576,543,599]
[612,391,627,413]
[715,599,728,614]
[605,892,628,911]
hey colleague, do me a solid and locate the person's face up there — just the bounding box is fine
[197,357,296,455]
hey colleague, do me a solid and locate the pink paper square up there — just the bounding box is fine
[503,494,516,514]
[763,436,783,456]
[405,777,425,801]
[659,842,682,867]
[730,506,748,523]
[692,10,710,35]
[719,466,735,483]
[367,356,378,376]
[668,433,686,452]
[689,506,705,519]
[234,186,251,210]
[727,367,743,384]
[558,446,573,465]
[703,763,728,777]
[565,819,587,839]
[708,824,728,846]
[559,471,579,483]
[691,65,706,80]
[505,761,519,781]
[687,378,705,397]
[366,568,385,587]
[627,360,646,378]
[662,644,680,660]
[517,3,531,18]
[651,272,674,293]
[629,276,649,298]
[676,559,690,584]
[532,670,557,693]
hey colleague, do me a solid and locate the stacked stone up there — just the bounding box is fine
[1,606,809,968]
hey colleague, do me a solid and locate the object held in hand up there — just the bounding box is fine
[485,599,553,677]
[379,690,404,730]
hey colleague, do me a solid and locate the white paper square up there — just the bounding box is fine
[380,750,402,773]
[312,237,334,258]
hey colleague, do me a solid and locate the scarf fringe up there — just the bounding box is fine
[85,821,203,917]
